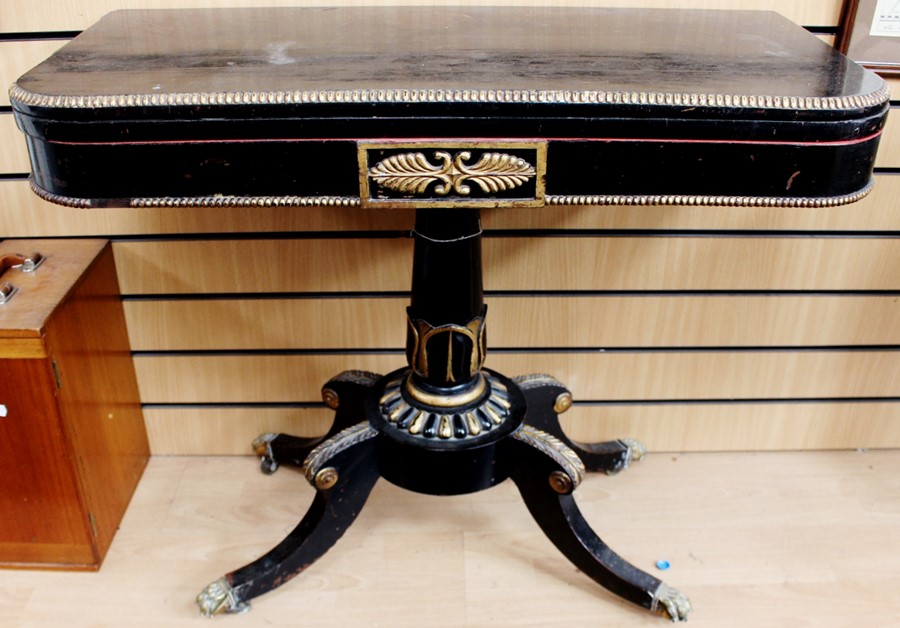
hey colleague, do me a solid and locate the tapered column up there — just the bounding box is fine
[374,206,522,447]
[406,207,486,396]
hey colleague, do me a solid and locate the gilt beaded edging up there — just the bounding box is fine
[30,182,95,208]
[9,83,891,112]
[27,180,362,209]
[29,177,876,210]
[129,196,362,209]
[545,179,876,208]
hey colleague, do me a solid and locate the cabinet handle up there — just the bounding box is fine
[0,251,44,276]
[0,282,16,305]
[19,252,44,272]
[0,251,44,305]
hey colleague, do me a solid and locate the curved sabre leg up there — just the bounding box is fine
[253,371,382,474]
[198,423,380,616]
[506,426,691,622]
[515,374,647,474]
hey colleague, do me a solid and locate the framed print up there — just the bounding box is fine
[838,0,900,75]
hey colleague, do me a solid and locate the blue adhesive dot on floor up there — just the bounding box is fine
[655,559,671,571]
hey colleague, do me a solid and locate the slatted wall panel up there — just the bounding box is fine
[3,0,898,455]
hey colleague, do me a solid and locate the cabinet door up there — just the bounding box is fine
[0,358,95,567]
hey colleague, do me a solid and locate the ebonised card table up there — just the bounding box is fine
[11,6,888,622]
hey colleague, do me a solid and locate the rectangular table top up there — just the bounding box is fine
[10,7,890,209]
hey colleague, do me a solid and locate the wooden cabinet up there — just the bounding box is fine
[0,239,149,570]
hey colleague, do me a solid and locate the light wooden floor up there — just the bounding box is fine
[3,450,900,627]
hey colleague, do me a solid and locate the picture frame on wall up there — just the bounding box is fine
[838,0,900,75]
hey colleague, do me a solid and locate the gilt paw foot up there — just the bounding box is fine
[652,583,692,622]
[196,577,250,617]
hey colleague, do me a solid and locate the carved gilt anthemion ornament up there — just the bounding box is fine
[369,151,536,197]
[358,141,547,208]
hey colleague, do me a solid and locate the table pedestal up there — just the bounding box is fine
[195,207,691,622]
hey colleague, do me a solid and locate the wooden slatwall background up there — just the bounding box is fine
[2,0,899,455]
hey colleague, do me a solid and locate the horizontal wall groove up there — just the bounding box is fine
[488,289,900,297]
[484,229,900,238]
[122,291,411,301]
[87,231,900,243]
[577,396,900,406]
[139,396,900,411]
[121,289,900,300]
[493,345,900,354]
[110,231,412,242]
[142,401,325,410]
[131,346,900,357]
[108,230,900,241]
[132,348,405,357]
[802,26,838,34]
[0,31,79,41]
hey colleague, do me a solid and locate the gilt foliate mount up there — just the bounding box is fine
[370,150,536,195]
[358,141,547,208]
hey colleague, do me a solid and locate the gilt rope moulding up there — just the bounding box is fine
[9,7,889,210]
[7,84,891,112]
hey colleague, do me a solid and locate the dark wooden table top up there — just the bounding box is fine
[11,7,887,114]
[9,7,890,208]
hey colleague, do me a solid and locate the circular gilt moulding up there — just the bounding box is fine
[549,470,574,494]
[553,392,574,414]
[322,387,340,410]
[314,467,340,490]
[378,371,514,441]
